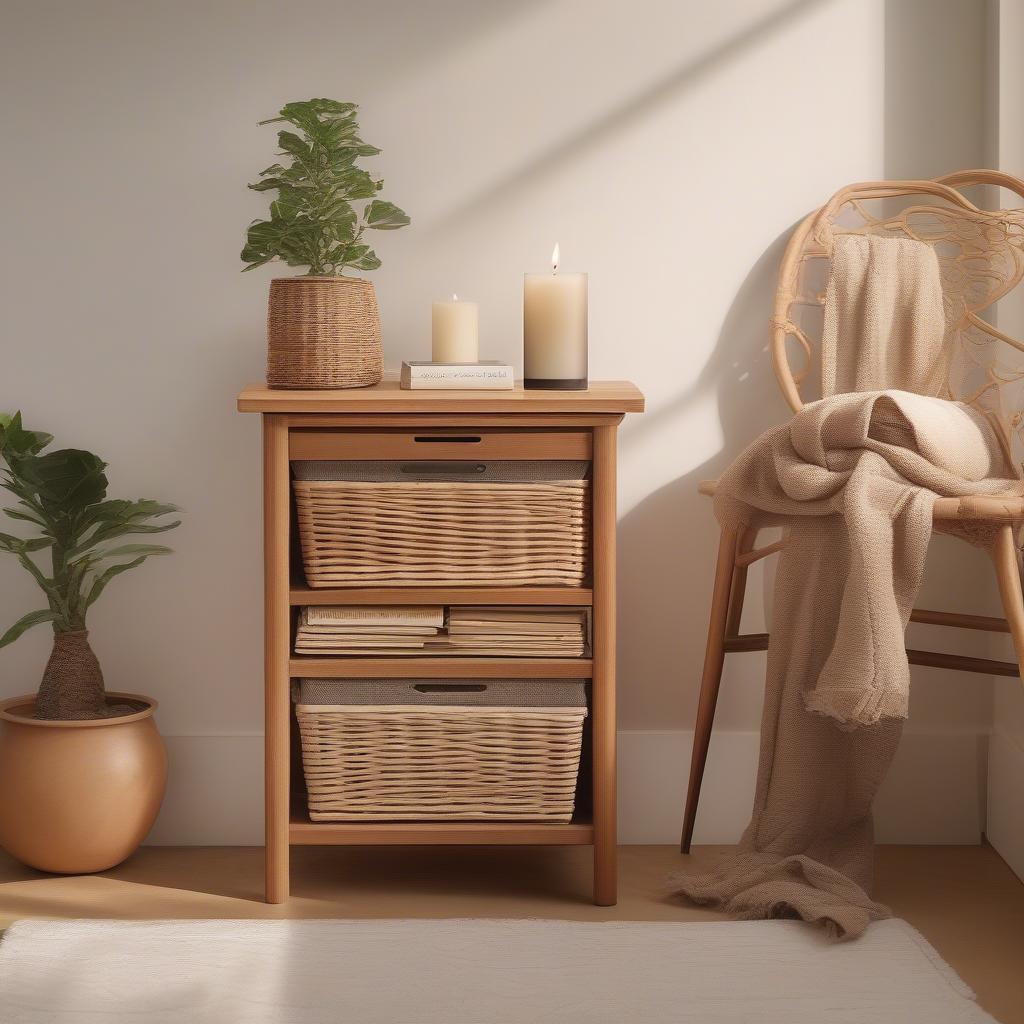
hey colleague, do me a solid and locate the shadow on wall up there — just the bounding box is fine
[431,0,827,231]
[883,0,985,181]
[617,228,795,727]
[613,0,994,733]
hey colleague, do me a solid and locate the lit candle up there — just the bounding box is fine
[432,294,479,363]
[523,244,588,390]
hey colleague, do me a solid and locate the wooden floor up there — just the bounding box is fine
[0,844,1021,1022]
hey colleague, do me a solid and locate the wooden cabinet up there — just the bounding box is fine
[238,380,644,905]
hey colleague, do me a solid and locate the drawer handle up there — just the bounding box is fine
[399,462,486,474]
[413,684,487,693]
[413,435,482,444]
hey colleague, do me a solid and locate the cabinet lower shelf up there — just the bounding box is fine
[289,584,594,607]
[288,809,594,846]
[289,657,593,678]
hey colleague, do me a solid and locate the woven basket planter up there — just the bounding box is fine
[295,679,587,822]
[292,461,590,588]
[266,276,382,390]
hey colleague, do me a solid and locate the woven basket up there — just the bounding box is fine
[295,679,587,821]
[292,461,589,588]
[267,276,382,390]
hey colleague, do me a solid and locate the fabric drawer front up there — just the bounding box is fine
[296,677,587,707]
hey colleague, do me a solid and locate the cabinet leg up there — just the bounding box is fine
[266,841,289,904]
[264,413,291,904]
[592,423,618,906]
[593,837,617,907]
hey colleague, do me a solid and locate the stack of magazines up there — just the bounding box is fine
[294,606,445,654]
[446,607,587,657]
[294,605,588,657]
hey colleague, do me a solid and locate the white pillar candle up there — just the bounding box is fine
[523,244,588,390]
[432,294,479,363]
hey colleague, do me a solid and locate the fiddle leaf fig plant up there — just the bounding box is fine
[241,98,410,277]
[0,413,180,720]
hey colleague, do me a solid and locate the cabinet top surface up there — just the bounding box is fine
[238,379,645,414]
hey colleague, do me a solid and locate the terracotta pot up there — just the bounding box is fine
[266,276,383,389]
[0,692,167,874]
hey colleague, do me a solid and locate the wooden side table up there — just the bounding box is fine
[238,380,645,905]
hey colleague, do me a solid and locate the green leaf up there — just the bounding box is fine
[364,200,411,230]
[269,200,292,222]
[277,131,312,163]
[306,98,358,118]
[77,498,175,528]
[0,533,52,554]
[2,505,46,527]
[326,207,357,243]
[0,609,58,649]
[248,178,286,193]
[0,412,53,461]
[241,255,274,271]
[83,554,151,610]
[343,244,382,271]
[333,167,380,200]
[17,448,108,512]
[91,543,172,560]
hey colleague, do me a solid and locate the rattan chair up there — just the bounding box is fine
[681,170,1024,853]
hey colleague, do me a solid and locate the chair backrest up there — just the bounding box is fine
[771,170,1024,471]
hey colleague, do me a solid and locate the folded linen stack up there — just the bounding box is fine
[445,607,588,657]
[294,606,445,654]
[293,606,588,657]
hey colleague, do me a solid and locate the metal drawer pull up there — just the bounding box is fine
[413,684,488,693]
[398,462,486,474]
[413,435,482,444]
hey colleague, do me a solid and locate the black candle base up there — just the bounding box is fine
[523,377,588,391]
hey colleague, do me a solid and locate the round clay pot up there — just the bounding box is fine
[0,692,167,874]
[266,275,383,389]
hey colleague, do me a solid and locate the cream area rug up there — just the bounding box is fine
[0,918,996,1023]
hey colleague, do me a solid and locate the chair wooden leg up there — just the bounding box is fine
[725,527,758,637]
[681,525,740,854]
[991,525,1024,675]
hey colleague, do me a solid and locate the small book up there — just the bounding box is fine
[400,361,514,390]
[303,606,445,628]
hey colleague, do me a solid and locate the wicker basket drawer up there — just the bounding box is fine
[292,461,590,588]
[295,678,587,822]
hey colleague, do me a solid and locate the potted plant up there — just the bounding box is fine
[0,413,179,873]
[241,98,411,390]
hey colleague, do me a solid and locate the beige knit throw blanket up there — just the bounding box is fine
[822,234,948,398]
[673,389,1022,938]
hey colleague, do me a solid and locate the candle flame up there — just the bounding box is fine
[452,293,458,301]
[551,243,560,273]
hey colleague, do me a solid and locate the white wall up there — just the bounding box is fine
[0,0,999,846]
[986,0,1024,880]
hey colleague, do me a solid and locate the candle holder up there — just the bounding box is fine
[523,248,588,390]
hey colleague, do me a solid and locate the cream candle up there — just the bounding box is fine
[431,294,479,363]
[523,244,588,390]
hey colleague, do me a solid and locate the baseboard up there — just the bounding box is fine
[986,728,1024,882]
[146,735,265,846]
[619,729,986,845]
[146,728,987,846]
